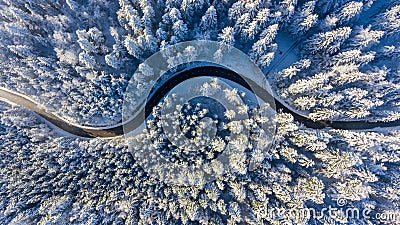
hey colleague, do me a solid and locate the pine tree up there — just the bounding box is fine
[117,2,143,36]
[7,45,35,58]
[124,36,141,59]
[156,27,167,40]
[250,24,279,57]
[172,20,188,40]
[294,96,317,110]
[257,52,275,68]
[218,27,235,46]
[105,53,121,69]
[322,1,363,28]
[79,52,96,68]
[234,13,251,33]
[336,1,363,24]
[242,20,259,40]
[278,59,311,79]
[248,24,279,68]
[241,8,271,41]
[374,5,400,35]
[228,2,245,22]
[200,6,217,31]
[169,7,182,22]
[346,25,384,49]
[379,45,400,59]
[165,0,181,11]
[329,49,375,66]
[278,0,297,19]
[66,0,79,10]
[139,0,156,34]
[76,27,105,54]
[254,8,271,30]
[305,27,352,54]
[289,0,318,35]
[181,0,206,19]
[141,33,158,55]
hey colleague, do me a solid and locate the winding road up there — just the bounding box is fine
[1,66,400,138]
[0,0,395,138]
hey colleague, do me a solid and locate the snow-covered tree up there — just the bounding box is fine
[328,49,375,66]
[305,27,352,54]
[379,45,400,59]
[200,6,217,31]
[137,33,158,55]
[336,1,363,24]
[257,51,275,68]
[172,20,189,40]
[165,7,182,24]
[240,8,272,41]
[289,0,318,35]
[181,0,207,19]
[156,27,168,40]
[7,45,35,58]
[228,1,244,22]
[234,13,251,33]
[218,27,235,46]
[79,52,96,68]
[278,59,311,79]
[250,24,279,58]
[328,1,363,25]
[374,4,400,35]
[278,0,297,19]
[322,1,363,29]
[117,2,143,35]
[242,20,259,40]
[139,0,156,34]
[124,36,141,59]
[346,25,384,49]
[255,8,271,29]
[77,27,107,55]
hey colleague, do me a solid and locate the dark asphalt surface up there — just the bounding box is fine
[0,66,399,138]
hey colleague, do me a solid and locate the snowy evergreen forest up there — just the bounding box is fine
[0,0,400,224]
[2,0,399,126]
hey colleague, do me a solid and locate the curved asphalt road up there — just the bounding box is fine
[1,66,399,138]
